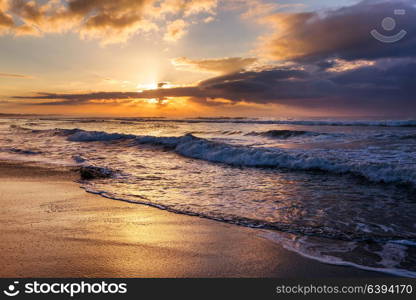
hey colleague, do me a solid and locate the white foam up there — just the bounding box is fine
[67,130,135,142]
[391,240,416,246]
[260,231,416,278]
[50,129,416,188]
[132,134,416,187]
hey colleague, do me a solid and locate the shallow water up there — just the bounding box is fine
[1,116,415,276]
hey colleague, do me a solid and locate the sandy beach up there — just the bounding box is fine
[0,161,391,278]
[1,0,415,282]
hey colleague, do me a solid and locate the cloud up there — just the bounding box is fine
[183,0,217,16]
[203,16,215,23]
[260,0,416,62]
[164,19,188,42]
[13,24,42,36]
[0,11,13,27]
[156,0,217,16]
[0,72,32,78]
[225,0,304,19]
[325,59,376,73]
[14,56,416,115]
[0,0,13,31]
[8,0,78,34]
[0,0,219,44]
[241,1,304,19]
[10,0,416,116]
[171,57,258,74]
[68,0,156,43]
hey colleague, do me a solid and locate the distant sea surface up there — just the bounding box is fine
[1,116,416,277]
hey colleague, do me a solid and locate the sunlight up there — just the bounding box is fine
[145,98,159,104]
[136,81,176,105]
[137,81,176,92]
[137,82,159,92]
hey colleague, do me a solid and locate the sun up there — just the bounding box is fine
[136,81,176,104]
[137,82,159,92]
[136,81,175,92]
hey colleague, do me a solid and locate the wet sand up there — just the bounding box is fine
[0,161,390,277]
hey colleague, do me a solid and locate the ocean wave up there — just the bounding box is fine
[261,231,416,278]
[239,119,416,127]
[83,187,416,243]
[190,117,253,120]
[101,118,416,127]
[6,117,416,127]
[48,128,416,188]
[9,124,31,131]
[187,130,243,136]
[65,129,135,142]
[246,129,318,139]
[401,134,416,140]
[0,147,42,155]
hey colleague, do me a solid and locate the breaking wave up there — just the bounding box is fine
[246,129,319,139]
[0,147,42,155]
[42,128,416,188]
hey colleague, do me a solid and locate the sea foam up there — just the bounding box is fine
[56,129,416,188]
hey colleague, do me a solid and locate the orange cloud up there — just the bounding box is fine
[257,12,316,61]
[183,0,217,16]
[0,0,219,44]
[164,19,188,42]
[0,0,13,31]
[225,0,304,19]
[0,72,32,78]
[326,59,376,73]
[171,57,258,74]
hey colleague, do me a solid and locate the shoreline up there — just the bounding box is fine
[0,160,392,277]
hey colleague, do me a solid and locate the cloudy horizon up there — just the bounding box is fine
[1,0,415,117]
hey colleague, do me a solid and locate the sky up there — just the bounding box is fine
[0,0,415,117]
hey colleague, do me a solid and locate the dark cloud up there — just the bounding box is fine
[261,0,416,62]
[14,57,416,114]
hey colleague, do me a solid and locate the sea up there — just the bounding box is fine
[0,116,415,277]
